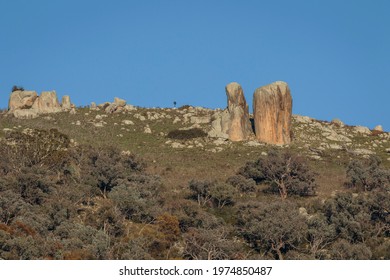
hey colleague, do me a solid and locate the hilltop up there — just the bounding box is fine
[0,89,389,260]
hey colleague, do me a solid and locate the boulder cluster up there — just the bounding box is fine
[210,81,293,145]
[8,90,73,119]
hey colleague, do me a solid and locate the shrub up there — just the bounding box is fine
[188,180,237,208]
[346,156,390,192]
[239,149,317,199]
[227,175,257,193]
[178,105,191,110]
[0,129,70,174]
[236,201,307,260]
[167,128,207,140]
[11,85,24,92]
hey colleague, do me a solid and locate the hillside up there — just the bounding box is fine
[0,102,389,260]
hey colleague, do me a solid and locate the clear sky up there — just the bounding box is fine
[1,0,389,129]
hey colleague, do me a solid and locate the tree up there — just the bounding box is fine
[188,180,237,208]
[236,201,307,260]
[239,149,317,199]
[346,156,390,192]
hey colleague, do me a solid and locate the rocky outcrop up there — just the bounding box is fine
[31,91,62,114]
[8,90,38,111]
[208,82,253,141]
[225,82,253,141]
[61,95,71,110]
[374,125,383,132]
[8,90,63,118]
[103,97,130,114]
[253,81,292,145]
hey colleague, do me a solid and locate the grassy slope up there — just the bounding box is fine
[1,107,389,202]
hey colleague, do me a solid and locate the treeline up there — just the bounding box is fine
[0,129,389,260]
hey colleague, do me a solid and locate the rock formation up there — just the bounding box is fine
[209,82,253,141]
[8,90,64,118]
[8,90,38,111]
[225,82,253,141]
[253,81,292,145]
[32,91,61,114]
[61,95,71,110]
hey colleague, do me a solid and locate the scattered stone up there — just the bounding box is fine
[114,97,126,107]
[385,148,390,153]
[171,142,186,148]
[245,140,263,147]
[261,152,268,156]
[139,116,146,121]
[122,120,134,125]
[190,116,211,124]
[93,122,104,127]
[173,117,181,124]
[350,148,376,156]
[373,125,383,132]
[90,102,97,109]
[144,125,152,134]
[354,126,371,135]
[69,107,76,115]
[253,81,292,144]
[331,118,345,127]
[294,115,312,124]
[75,120,81,126]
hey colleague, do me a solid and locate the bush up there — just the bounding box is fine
[239,149,317,199]
[167,128,207,140]
[236,201,307,260]
[178,105,191,110]
[346,156,390,191]
[11,85,24,92]
[188,180,237,208]
[227,175,257,193]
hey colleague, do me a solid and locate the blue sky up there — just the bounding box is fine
[1,0,389,129]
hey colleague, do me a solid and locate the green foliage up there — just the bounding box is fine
[227,175,257,193]
[346,156,390,191]
[236,201,307,260]
[167,128,207,140]
[188,180,237,208]
[0,129,70,174]
[239,149,317,199]
[11,85,24,92]
[109,175,162,222]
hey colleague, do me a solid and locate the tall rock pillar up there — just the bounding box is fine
[253,81,292,144]
[225,82,253,141]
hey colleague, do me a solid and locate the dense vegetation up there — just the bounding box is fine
[0,128,389,260]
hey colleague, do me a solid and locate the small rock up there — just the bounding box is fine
[171,142,186,148]
[373,125,383,132]
[354,126,371,135]
[245,140,263,147]
[331,118,345,127]
[122,120,134,125]
[75,120,81,126]
[144,126,152,134]
[261,152,268,156]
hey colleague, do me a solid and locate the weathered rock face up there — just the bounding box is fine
[225,82,253,141]
[208,83,253,141]
[114,97,126,107]
[61,95,71,110]
[32,91,61,113]
[253,81,292,145]
[12,108,39,119]
[8,90,38,111]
